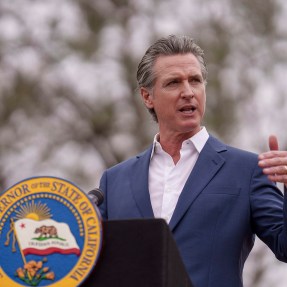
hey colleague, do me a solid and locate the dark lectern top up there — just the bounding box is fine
[82,219,193,287]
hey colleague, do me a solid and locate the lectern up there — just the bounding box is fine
[82,219,193,287]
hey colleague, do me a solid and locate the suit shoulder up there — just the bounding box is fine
[208,135,258,160]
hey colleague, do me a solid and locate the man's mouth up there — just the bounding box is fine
[179,105,196,114]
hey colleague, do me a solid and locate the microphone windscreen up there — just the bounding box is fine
[88,188,104,206]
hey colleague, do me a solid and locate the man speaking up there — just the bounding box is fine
[98,35,287,287]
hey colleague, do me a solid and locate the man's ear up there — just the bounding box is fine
[140,87,154,109]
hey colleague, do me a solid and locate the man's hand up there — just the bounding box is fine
[258,135,287,186]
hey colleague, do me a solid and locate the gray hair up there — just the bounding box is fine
[136,35,207,121]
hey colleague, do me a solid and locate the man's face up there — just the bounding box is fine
[141,53,206,139]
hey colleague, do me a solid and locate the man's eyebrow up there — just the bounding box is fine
[190,74,203,79]
[162,71,183,79]
[161,75,181,84]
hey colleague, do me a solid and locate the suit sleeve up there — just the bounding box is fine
[250,163,287,262]
[98,170,108,220]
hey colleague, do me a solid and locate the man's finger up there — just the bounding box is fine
[269,135,279,151]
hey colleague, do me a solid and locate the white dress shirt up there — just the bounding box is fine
[149,127,209,223]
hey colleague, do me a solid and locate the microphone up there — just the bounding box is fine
[88,188,104,206]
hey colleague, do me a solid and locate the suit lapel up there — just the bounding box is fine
[169,137,226,231]
[129,146,154,218]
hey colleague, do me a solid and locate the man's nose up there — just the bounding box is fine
[181,81,194,98]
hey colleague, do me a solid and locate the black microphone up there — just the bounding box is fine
[88,188,104,206]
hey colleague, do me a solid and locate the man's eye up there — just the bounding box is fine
[190,77,202,83]
[168,80,178,85]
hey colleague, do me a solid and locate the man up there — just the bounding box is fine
[99,35,287,287]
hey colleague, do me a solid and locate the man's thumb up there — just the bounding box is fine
[269,135,279,151]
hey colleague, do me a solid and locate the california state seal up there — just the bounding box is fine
[0,176,102,287]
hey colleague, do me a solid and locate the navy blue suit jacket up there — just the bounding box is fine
[99,136,287,287]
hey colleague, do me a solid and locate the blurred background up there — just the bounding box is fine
[0,0,287,285]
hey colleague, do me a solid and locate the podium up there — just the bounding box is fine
[82,219,193,287]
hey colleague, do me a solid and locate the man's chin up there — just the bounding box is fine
[179,125,201,136]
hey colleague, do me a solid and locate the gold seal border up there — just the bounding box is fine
[0,176,102,287]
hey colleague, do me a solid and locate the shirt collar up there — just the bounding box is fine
[150,127,209,158]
